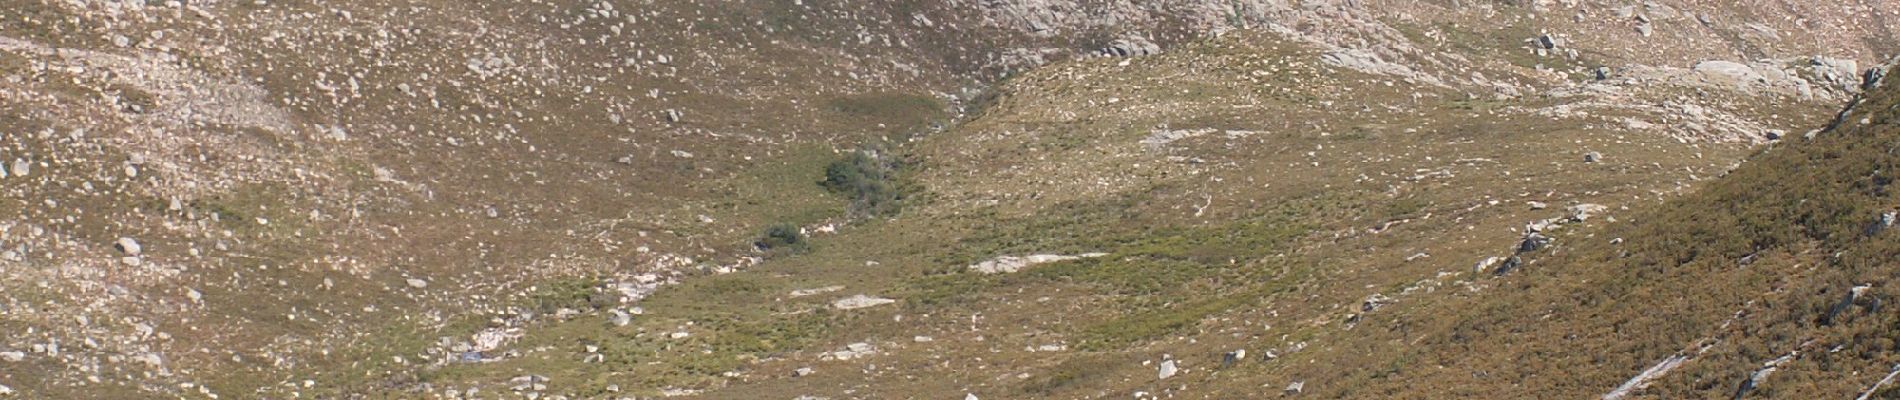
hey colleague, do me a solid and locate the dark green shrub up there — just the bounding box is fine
[820,149,908,218]
[756,223,805,251]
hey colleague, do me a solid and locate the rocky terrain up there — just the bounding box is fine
[1,0,1898,398]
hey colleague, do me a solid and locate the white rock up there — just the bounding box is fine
[832,294,895,310]
[406,278,428,289]
[1158,360,1178,379]
[0,352,22,362]
[608,309,632,326]
[116,238,141,255]
[472,328,517,352]
[969,253,1107,274]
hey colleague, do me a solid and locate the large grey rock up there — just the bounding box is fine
[1695,61,1761,84]
[1518,233,1551,252]
[1100,35,1160,57]
[1158,359,1178,379]
[1810,56,1861,90]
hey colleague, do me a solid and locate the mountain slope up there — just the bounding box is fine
[0,0,1898,399]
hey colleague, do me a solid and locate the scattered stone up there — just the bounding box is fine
[1285,381,1305,395]
[1362,294,1396,312]
[824,342,877,360]
[1528,201,1548,210]
[608,309,632,327]
[1158,359,1178,379]
[1584,151,1602,163]
[8,159,27,177]
[406,278,429,289]
[508,375,549,392]
[662,109,683,123]
[833,294,896,310]
[0,384,11,396]
[1596,66,1613,80]
[793,367,814,377]
[0,352,22,362]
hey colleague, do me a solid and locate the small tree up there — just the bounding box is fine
[821,149,907,218]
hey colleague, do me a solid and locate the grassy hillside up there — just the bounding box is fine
[1311,67,1900,398]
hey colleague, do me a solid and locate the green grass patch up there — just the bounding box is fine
[828,92,946,131]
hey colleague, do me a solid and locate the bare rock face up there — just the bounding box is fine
[0,0,1893,398]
